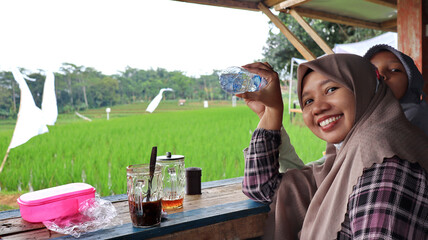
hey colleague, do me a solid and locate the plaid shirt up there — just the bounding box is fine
[242,128,282,203]
[338,157,428,239]
[242,128,428,239]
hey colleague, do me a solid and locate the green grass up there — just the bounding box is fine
[0,205,15,211]
[0,100,324,197]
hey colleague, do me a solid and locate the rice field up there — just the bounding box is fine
[0,100,325,197]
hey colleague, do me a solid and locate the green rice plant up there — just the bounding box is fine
[0,101,324,196]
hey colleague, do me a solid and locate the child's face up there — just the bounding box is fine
[370,51,408,100]
[301,71,356,143]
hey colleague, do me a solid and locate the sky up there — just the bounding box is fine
[0,0,272,77]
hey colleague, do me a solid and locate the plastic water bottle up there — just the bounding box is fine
[219,66,268,94]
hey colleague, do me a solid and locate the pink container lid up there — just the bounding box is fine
[17,183,95,206]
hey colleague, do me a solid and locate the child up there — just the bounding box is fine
[238,54,428,239]
[364,44,428,136]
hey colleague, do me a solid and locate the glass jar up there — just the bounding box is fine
[126,163,163,228]
[157,152,185,209]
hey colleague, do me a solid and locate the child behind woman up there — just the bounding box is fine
[364,44,428,136]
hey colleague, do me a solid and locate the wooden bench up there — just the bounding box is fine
[0,177,269,239]
[289,108,302,113]
[178,99,186,106]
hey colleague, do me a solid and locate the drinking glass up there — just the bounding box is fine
[126,164,163,228]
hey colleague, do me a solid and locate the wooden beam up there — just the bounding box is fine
[258,2,316,60]
[264,0,289,7]
[289,108,302,113]
[288,9,334,55]
[397,0,428,97]
[380,18,397,31]
[151,213,268,240]
[365,0,397,9]
[274,0,312,10]
[173,0,259,11]
[382,26,398,32]
[283,7,388,31]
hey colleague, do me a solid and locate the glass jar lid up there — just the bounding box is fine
[156,152,184,161]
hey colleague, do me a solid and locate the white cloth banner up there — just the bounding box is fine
[146,88,174,113]
[41,71,58,126]
[9,69,49,149]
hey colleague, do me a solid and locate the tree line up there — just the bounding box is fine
[0,15,383,119]
[0,63,226,118]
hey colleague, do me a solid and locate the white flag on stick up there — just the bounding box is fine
[41,71,58,126]
[9,68,49,149]
[146,88,174,113]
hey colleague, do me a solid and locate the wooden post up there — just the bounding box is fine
[258,2,316,61]
[288,9,334,55]
[397,0,428,97]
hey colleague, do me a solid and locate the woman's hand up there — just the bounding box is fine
[236,62,283,130]
[242,97,266,120]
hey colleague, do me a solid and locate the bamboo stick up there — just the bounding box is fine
[0,148,10,173]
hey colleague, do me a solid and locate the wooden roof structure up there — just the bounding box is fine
[174,0,428,96]
[175,0,397,31]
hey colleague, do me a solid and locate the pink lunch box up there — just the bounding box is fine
[17,183,96,223]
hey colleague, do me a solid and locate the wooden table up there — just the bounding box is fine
[0,177,269,239]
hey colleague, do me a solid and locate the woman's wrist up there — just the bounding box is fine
[258,107,283,130]
[257,110,265,120]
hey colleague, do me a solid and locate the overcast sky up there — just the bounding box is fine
[0,0,272,77]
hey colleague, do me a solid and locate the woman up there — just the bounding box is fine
[272,46,428,174]
[238,54,428,239]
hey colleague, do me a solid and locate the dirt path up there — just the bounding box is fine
[0,194,20,209]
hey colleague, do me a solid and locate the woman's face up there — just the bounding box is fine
[301,71,356,143]
[370,51,408,100]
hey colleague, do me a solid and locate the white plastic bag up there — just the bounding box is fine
[43,196,122,238]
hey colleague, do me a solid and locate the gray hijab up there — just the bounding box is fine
[364,44,428,136]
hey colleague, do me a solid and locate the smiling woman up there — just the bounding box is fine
[300,73,355,143]
[238,54,428,239]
